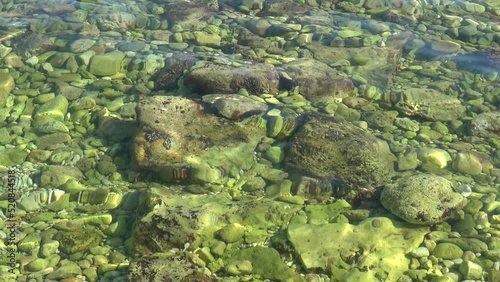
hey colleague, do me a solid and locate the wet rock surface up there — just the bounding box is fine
[133,95,266,184]
[381,173,467,225]
[287,114,395,200]
[469,111,500,138]
[183,63,281,95]
[391,88,466,121]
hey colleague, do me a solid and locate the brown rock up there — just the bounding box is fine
[183,63,280,95]
[281,58,354,103]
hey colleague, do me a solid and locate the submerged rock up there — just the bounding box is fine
[202,94,268,120]
[183,63,280,95]
[287,217,429,281]
[469,111,500,138]
[390,88,466,121]
[132,188,301,255]
[281,58,355,103]
[153,54,199,91]
[380,173,467,225]
[287,114,395,201]
[132,96,266,184]
[453,48,500,74]
[128,253,210,282]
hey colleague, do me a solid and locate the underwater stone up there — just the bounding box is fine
[184,62,280,95]
[432,242,464,259]
[225,260,253,275]
[89,51,125,76]
[459,260,483,280]
[287,217,428,281]
[45,262,82,280]
[287,115,395,196]
[225,247,300,281]
[392,88,466,121]
[53,227,103,254]
[40,165,84,188]
[0,148,28,166]
[0,72,14,108]
[417,148,451,169]
[133,96,266,184]
[34,95,69,122]
[469,111,500,138]
[380,173,467,225]
[202,94,268,120]
[281,58,354,103]
[451,152,483,175]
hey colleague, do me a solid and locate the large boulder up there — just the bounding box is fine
[281,58,355,103]
[287,217,429,281]
[183,63,280,95]
[287,115,395,201]
[390,88,466,121]
[132,96,266,184]
[380,173,467,225]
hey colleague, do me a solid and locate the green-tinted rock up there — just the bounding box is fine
[96,160,117,176]
[217,223,245,243]
[452,152,483,175]
[287,217,429,281]
[224,247,299,281]
[40,240,60,258]
[225,260,253,275]
[458,260,483,280]
[0,72,14,107]
[287,115,395,200]
[305,200,351,225]
[53,227,103,254]
[34,133,71,150]
[432,243,463,259]
[25,258,49,272]
[194,31,221,47]
[34,95,68,121]
[46,262,82,280]
[89,51,125,76]
[40,165,84,188]
[266,146,285,164]
[381,173,467,225]
[0,148,28,166]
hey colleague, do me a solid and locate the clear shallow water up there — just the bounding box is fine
[0,0,499,281]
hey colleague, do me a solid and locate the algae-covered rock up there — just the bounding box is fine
[287,115,395,201]
[432,242,463,259]
[34,95,69,121]
[391,88,466,121]
[89,50,126,76]
[223,247,302,281]
[380,173,467,225]
[0,148,29,166]
[53,227,103,254]
[132,96,266,184]
[128,253,209,281]
[132,188,301,256]
[287,217,429,281]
